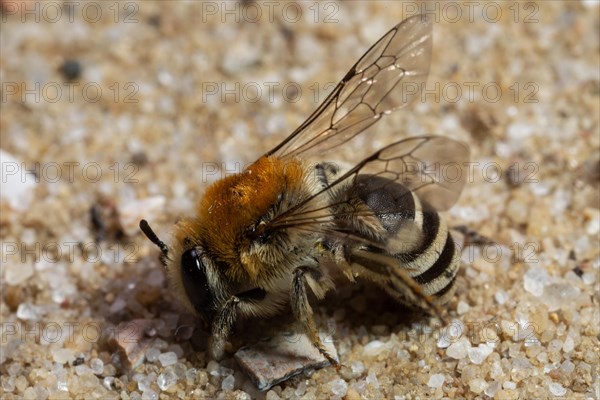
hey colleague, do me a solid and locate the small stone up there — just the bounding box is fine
[23,386,37,400]
[366,371,379,389]
[1,376,15,392]
[468,343,495,365]
[60,59,82,80]
[119,196,166,236]
[0,150,37,211]
[329,378,348,397]
[351,361,365,376]
[234,331,338,391]
[141,389,158,400]
[7,363,21,376]
[548,339,563,352]
[427,373,445,388]
[562,335,575,353]
[560,359,575,373]
[222,41,260,74]
[541,283,581,311]
[295,380,307,396]
[510,357,532,381]
[103,376,115,390]
[494,290,509,305]
[457,301,470,315]
[75,364,93,376]
[503,381,516,390]
[145,348,161,363]
[363,340,388,357]
[109,319,154,370]
[206,360,221,376]
[548,382,567,396]
[158,352,177,367]
[136,373,154,392]
[221,375,235,391]
[485,381,500,397]
[52,348,75,364]
[446,337,471,359]
[16,303,41,321]
[523,266,549,296]
[157,368,178,391]
[438,319,464,349]
[469,378,487,394]
[582,272,596,285]
[90,358,104,375]
[5,263,34,285]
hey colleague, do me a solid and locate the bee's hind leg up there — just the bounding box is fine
[290,266,339,367]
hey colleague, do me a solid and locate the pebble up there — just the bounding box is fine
[457,301,470,315]
[541,283,581,311]
[523,266,549,296]
[427,373,445,388]
[145,348,161,363]
[562,335,575,353]
[294,380,307,396]
[118,196,166,236]
[103,376,115,390]
[503,381,517,390]
[221,374,235,390]
[366,370,379,389]
[90,358,104,375]
[363,340,389,357]
[548,382,567,396]
[157,367,178,391]
[468,343,495,364]
[469,378,488,394]
[329,378,348,397]
[51,348,75,364]
[109,320,154,369]
[485,381,501,397]
[234,331,338,391]
[494,290,509,305]
[141,389,158,400]
[16,303,41,321]
[5,263,34,285]
[0,150,37,211]
[446,337,471,359]
[158,351,177,367]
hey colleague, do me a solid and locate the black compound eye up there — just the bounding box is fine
[180,248,213,320]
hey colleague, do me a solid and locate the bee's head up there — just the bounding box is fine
[139,219,217,326]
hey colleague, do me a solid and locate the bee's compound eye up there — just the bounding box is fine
[180,248,213,319]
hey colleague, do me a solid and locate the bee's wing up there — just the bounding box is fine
[268,135,469,233]
[266,14,432,160]
[267,136,468,320]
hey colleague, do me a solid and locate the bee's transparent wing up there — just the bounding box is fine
[266,136,468,321]
[268,136,469,233]
[266,14,432,160]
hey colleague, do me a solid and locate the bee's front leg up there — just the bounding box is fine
[209,287,266,360]
[209,295,240,361]
[291,266,339,367]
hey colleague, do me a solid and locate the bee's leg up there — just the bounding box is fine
[315,162,339,189]
[209,296,240,361]
[209,288,266,360]
[291,266,339,367]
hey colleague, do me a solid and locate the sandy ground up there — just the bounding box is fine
[1,1,599,399]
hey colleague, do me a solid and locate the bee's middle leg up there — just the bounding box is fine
[291,266,338,367]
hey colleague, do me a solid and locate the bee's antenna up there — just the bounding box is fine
[139,219,169,259]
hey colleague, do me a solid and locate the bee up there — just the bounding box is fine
[140,14,469,366]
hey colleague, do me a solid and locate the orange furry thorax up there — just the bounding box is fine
[196,155,304,276]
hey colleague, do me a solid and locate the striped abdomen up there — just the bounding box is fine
[341,175,460,304]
